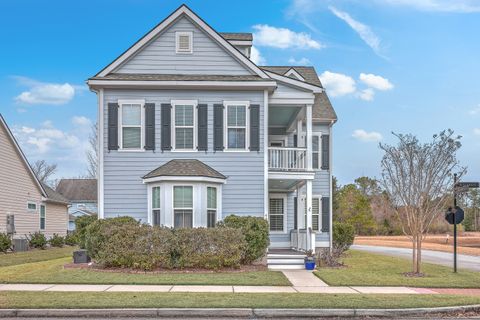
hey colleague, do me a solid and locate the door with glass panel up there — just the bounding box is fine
[173,186,193,228]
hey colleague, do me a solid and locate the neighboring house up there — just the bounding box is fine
[0,115,70,239]
[68,210,95,231]
[87,5,337,261]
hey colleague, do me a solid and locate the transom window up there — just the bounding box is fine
[269,198,284,232]
[152,186,161,226]
[27,202,37,211]
[120,102,143,149]
[226,104,248,150]
[174,104,195,150]
[173,186,193,228]
[176,31,193,53]
[40,205,46,230]
[207,187,217,228]
[312,135,320,169]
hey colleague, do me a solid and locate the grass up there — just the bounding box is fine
[1,292,480,309]
[315,250,480,288]
[0,257,290,286]
[0,247,75,267]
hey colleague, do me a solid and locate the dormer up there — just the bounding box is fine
[220,33,252,58]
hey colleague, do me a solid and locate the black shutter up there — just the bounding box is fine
[197,104,208,151]
[107,103,119,150]
[249,104,260,151]
[321,134,330,170]
[144,103,155,150]
[213,104,223,151]
[322,197,330,232]
[293,197,298,230]
[293,134,297,148]
[161,104,171,151]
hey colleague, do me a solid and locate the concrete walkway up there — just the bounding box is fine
[1,283,479,295]
[352,245,480,272]
[281,270,329,287]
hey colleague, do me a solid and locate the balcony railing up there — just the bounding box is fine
[268,147,307,171]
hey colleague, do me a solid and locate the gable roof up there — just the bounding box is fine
[219,33,253,41]
[93,4,269,79]
[43,183,70,205]
[0,114,47,198]
[143,159,226,180]
[56,179,97,202]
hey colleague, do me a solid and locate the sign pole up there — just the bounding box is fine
[453,173,457,273]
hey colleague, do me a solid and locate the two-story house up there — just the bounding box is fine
[87,5,337,268]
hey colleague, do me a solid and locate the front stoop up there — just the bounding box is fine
[267,251,306,270]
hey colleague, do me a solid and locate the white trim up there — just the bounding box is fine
[227,40,253,46]
[268,193,288,234]
[269,97,315,105]
[118,99,146,151]
[329,123,333,249]
[175,31,193,54]
[171,100,198,151]
[206,185,218,227]
[315,240,330,248]
[268,172,315,180]
[306,104,312,170]
[27,202,37,212]
[284,68,305,81]
[95,5,270,79]
[223,101,250,151]
[39,204,46,231]
[97,89,104,219]
[312,132,322,170]
[264,90,269,220]
[264,71,323,93]
[143,175,226,184]
[87,80,278,90]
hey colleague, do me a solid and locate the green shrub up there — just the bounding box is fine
[0,233,12,253]
[75,214,98,249]
[64,233,78,246]
[333,222,355,250]
[49,233,65,247]
[27,232,47,249]
[219,215,269,263]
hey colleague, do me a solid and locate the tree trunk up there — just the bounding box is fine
[412,234,417,274]
[416,235,422,274]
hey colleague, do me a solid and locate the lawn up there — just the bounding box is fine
[1,292,480,309]
[315,250,480,288]
[0,247,75,267]
[0,257,290,286]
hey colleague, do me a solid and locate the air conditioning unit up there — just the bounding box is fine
[6,214,15,235]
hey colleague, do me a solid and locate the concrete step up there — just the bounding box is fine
[267,258,305,264]
[268,264,305,270]
[267,254,306,259]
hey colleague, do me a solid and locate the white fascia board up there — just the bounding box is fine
[268,172,315,181]
[284,68,305,81]
[265,71,323,93]
[96,5,269,79]
[143,176,226,184]
[87,79,277,90]
[228,40,253,46]
[269,98,315,105]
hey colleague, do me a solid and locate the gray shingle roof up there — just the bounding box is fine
[260,66,322,87]
[42,183,70,204]
[143,160,226,180]
[89,73,264,82]
[219,33,253,41]
[56,179,97,202]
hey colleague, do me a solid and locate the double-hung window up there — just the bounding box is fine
[225,103,248,150]
[269,198,284,232]
[304,197,320,231]
[40,205,46,230]
[312,135,321,169]
[173,186,193,228]
[173,101,196,150]
[152,186,161,226]
[207,187,217,228]
[120,101,144,150]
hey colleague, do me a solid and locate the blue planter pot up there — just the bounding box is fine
[305,260,316,270]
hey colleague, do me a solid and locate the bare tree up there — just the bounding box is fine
[86,122,98,178]
[379,130,465,275]
[32,160,57,185]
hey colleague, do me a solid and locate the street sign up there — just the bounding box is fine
[445,206,465,225]
[455,182,480,189]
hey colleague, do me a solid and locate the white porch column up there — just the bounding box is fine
[306,179,313,251]
[296,119,304,147]
[306,104,313,170]
[296,185,301,250]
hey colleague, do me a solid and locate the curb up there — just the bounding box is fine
[0,305,479,318]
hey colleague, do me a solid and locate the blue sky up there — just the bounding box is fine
[0,0,479,184]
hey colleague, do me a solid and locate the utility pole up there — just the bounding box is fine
[453,173,458,273]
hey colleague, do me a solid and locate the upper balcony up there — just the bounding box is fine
[268,147,307,171]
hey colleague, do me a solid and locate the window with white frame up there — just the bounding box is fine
[152,186,161,226]
[27,202,37,211]
[207,187,217,228]
[269,198,284,232]
[173,186,193,228]
[312,135,320,169]
[225,103,248,150]
[40,205,46,230]
[176,31,193,53]
[120,102,143,149]
[304,197,320,231]
[173,103,196,150]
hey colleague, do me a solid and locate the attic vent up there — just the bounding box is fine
[176,31,193,53]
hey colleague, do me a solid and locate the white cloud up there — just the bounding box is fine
[250,46,266,65]
[469,104,480,115]
[378,0,480,13]
[72,116,92,127]
[319,71,356,97]
[358,88,375,101]
[329,6,384,58]
[253,24,324,49]
[288,57,311,65]
[359,73,394,91]
[474,128,480,136]
[13,76,77,105]
[352,129,383,142]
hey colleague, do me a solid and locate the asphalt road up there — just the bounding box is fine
[352,245,480,272]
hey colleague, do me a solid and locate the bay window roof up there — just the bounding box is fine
[142,159,226,181]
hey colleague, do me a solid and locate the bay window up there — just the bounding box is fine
[207,187,217,228]
[173,186,193,228]
[152,186,161,226]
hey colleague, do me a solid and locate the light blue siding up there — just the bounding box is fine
[115,16,252,76]
[103,89,265,223]
[68,202,97,215]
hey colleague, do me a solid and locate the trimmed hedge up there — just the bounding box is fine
[219,215,269,263]
[85,217,248,270]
